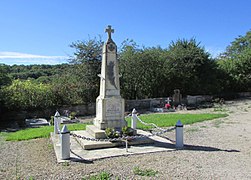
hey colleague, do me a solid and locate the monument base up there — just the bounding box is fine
[93,118,127,130]
[94,96,127,130]
[73,129,155,150]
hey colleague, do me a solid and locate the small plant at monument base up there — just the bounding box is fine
[105,126,134,139]
[105,128,114,138]
[122,126,134,136]
[133,166,158,177]
[105,128,120,138]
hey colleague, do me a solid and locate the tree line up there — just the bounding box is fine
[0,30,250,112]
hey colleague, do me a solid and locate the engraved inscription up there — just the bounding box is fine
[106,100,121,117]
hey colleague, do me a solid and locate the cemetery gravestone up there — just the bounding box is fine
[173,89,182,106]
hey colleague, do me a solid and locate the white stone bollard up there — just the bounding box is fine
[175,120,184,149]
[54,111,61,134]
[131,108,137,129]
[60,125,70,160]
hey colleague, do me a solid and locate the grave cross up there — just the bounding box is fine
[105,25,114,40]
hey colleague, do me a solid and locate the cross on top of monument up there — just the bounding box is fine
[105,25,114,41]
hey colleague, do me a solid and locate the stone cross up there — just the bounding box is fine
[167,97,171,104]
[105,25,114,41]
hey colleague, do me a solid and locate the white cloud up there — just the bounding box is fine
[0,51,68,65]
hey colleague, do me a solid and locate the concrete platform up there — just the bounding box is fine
[51,129,175,163]
[74,129,155,150]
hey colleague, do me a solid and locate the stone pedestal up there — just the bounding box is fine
[94,96,126,130]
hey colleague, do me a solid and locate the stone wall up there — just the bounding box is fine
[238,92,251,97]
[125,98,167,112]
[58,103,95,117]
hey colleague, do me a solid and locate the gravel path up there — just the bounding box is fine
[1,98,251,179]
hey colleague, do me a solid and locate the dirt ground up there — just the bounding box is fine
[0,98,251,179]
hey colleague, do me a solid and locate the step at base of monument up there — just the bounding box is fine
[72,129,155,150]
[86,125,107,139]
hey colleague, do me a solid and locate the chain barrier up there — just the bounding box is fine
[70,126,175,142]
[135,115,165,131]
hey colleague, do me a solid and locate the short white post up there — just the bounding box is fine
[125,139,128,152]
[60,125,70,160]
[175,120,184,149]
[54,111,60,134]
[131,108,137,129]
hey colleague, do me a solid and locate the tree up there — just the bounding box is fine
[0,64,12,112]
[166,38,218,95]
[222,30,251,58]
[0,64,11,87]
[3,79,55,110]
[119,40,167,99]
[51,71,83,105]
[68,37,103,103]
[218,30,251,91]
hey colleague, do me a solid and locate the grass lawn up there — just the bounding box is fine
[1,113,227,141]
[126,113,228,130]
[3,123,88,141]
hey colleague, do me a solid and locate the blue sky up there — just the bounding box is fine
[0,0,250,65]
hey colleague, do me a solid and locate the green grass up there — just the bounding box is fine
[126,113,228,130]
[82,171,112,180]
[4,123,87,141]
[133,166,158,177]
